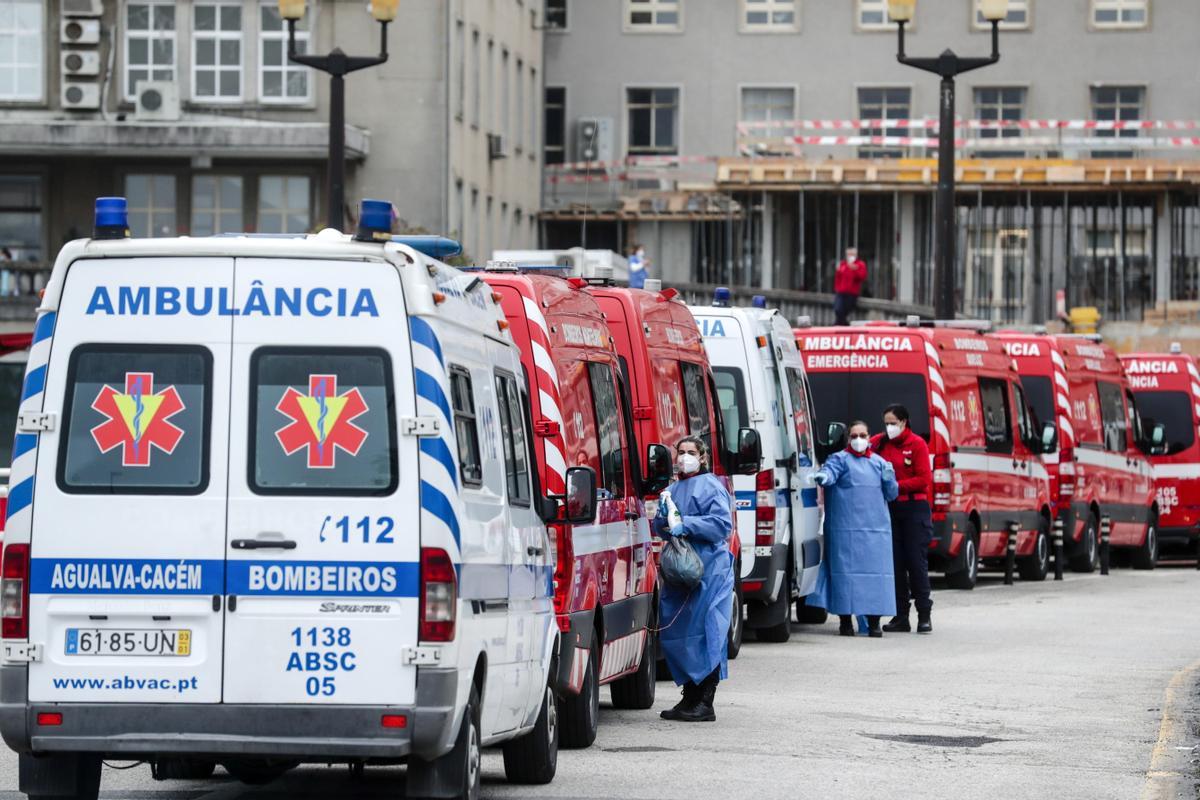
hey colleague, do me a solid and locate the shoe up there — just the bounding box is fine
[674,702,716,722]
[660,687,699,720]
[839,616,854,636]
[882,616,911,633]
[867,616,883,638]
[917,612,932,634]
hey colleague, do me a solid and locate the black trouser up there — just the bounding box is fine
[833,292,859,326]
[683,668,720,706]
[890,500,933,615]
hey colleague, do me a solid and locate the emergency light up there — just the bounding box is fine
[713,287,731,307]
[752,295,767,309]
[393,236,463,260]
[355,199,395,242]
[93,197,130,241]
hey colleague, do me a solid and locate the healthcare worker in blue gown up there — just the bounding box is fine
[809,421,899,638]
[653,435,734,723]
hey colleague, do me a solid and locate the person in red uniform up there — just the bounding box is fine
[870,403,934,634]
[833,247,868,326]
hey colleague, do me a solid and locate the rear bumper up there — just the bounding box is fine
[927,514,967,574]
[553,608,594,698]
[1158,525,1200,548]
[0,664,459,761]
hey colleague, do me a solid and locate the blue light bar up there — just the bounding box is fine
[93,197,130,240]
[752,295,767,309]
[392,235,463,260]
[355,199,395,242]
[713,286,731,307]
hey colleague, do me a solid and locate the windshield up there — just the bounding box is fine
[712,367,747,454]
[807,372,931,442]
[1019,375,1054,428]
[1131,390,1195,455]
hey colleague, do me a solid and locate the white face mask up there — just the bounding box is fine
[850,437,869,453]
[678,453,701,476]
[886,423,903,440]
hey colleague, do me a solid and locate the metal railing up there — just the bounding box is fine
[669,281,933,326]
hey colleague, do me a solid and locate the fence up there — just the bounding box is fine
[671,281,932,327]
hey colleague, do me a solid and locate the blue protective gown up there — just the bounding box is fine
[653,471,734,685]
[808,449,899,617]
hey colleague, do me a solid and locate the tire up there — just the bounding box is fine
[1133,517,1159,570]
[1069,511,1099,573]
[754,578,792,643]
[726,574,744,660]
[220,759,296,786]
[610,628,656,709]
[558,629,599,749]
[795,594,829,625]
[152,758,216,781]
[1017,518,1051,582]
[408,684,482,800]
[19,753,100,800]
[946,524,979,590]
[502,683,558,785]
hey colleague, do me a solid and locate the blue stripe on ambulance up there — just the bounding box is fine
[800,487,819,508]
[31,558,225,595]
[734,490,756,511]
[6,309,53,528]
[227,560,419,597]
[32,310,56,344]
[20,365,44,403]
[410,316,463,549]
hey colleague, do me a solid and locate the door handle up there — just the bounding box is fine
[231,538,297,550]
[1012,459,1020,469]
[625,512,640,521]
[526,546,544,557]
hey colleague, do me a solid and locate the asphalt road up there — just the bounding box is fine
[2,564,1199,800]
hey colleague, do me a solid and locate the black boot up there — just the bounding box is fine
[882,615,911,633]
[867,615,882,638]
[660,683,700,720]
[917,611,932,634]
[838,615,855,636]
[675,674,717,722]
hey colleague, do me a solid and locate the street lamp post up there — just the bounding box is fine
[278,0,397,231]
[888,0,1009,319]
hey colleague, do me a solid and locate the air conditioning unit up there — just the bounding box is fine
[488,133,507,160]
[575,117,614,165]
[134,80,180,121]
[61,82,100,110]
[61,0,103,17]
[61,18,100,45]
[61,50,100,77]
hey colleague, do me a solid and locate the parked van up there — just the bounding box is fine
[0,200,573,800]
[690,292,823,642]
[796,321,1055,589]
[588,282,757,656]
[481,266,661,749]
[1121,348,1196,556]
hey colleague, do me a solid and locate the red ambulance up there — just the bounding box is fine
[482,267,664,749]
[588,284,759,656]
[1121,347,1197,557]
[796,321,1054,589]
[998,334,1160,570]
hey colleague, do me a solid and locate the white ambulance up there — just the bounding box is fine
[0,199,584,800]
[688,291,824,643]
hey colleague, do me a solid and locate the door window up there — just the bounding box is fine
[1011,381,1034,448]
[713,366,747,455]
[588,362,626,498]
[978,377,1013,454]
[1096,380,1128,452]
[495,371,532,506]
[58,344,211,494]
[449,366,483,487]
[250,348,396,494]
[1132,390,1194,455]
[679,361,712,451]
[785,367,812,457]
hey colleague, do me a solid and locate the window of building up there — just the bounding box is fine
[470,30,480,126]
[494,372,531,506]
[125,1,177,101]
[1091,0,1148,28]
[740,86,796,136]
[544,86,566,164]
[501,48,510,141]
[190,175,243,236]
[856,0,892,30]
[626,87,679,156]
[454,19,464,119]
[125,174,177,238]
[740,0,798,32]
[0,0,42,101]
[625,0,682,31]
[257,175,310,233]
[973,0,1029,29]
[545,0,568,29]
[1092,85,1144,156]
[974,87,1025,156]
[587,363,626,498]
[529,67,539,156]
[260,2,310,104]
[0,175,42,263]
[857,87,910,158]
[192,2,242,101]
[449,367,482,486]
[515,57,524,152]
[486,39,494,130]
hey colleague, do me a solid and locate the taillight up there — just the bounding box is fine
[2,543,29,640]
[932,454,952,519]
[419,547,456,642]
[550,523,574,631]
[755,469,775,547]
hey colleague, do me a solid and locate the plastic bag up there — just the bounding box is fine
[661,536,704,589]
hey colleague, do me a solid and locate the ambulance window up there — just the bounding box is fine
[713,367,747,455]
[1011,382,1033,445]
[680,362,712,452]
[1133,391,1194,454]
[1019,375,1054,429]
[978,377,1013,454]
[1125,389,1143,445]
[0,360,23,466]
[587,362,625,498]
[449,366,483,487]
[1096,381,1128,453]
[785,368,812,458]
[58,345,211,494]
[251,348,397,495]
[495,372,531,506]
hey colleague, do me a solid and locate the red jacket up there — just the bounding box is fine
[870,428,931,499]
[834,259,867,295]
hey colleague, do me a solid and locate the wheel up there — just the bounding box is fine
[1070,512,1099,573]
[754,579,792,643]
[558,629,599,749]
[152,758,216,780]
[220,759,296,786]
[795,594,829,625]
[1017,518,1050,582]
[408,684,482,800]
[502,683,558,785]
[610,628,656,709]
[726,573,744,660]
[946,525,979,590]
[1132,517,1159,570]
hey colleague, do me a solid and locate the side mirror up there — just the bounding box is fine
[734,427,762,475]
[1040,421,1058,454]
[563,466,597,525]
[644,443,673,495]
[536,493,559,524]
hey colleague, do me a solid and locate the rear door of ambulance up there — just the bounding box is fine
[222,257,420,706]
[29,256,232,703]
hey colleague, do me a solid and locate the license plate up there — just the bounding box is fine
[65,628,191,657]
